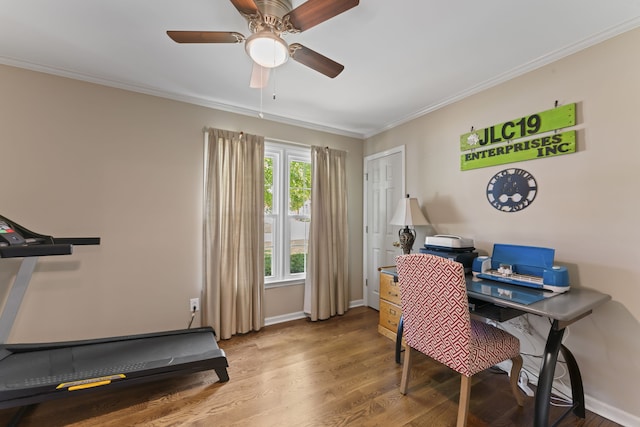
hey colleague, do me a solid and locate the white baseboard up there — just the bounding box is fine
[264,311,307,326]
[584,393,639,426]
[349,299,364,308]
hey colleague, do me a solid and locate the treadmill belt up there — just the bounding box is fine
[0,329,226,403]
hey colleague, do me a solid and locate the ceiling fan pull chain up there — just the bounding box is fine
[273,68,277,100]
[259,74,264,119]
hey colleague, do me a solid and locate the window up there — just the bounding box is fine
[264,142,311,285]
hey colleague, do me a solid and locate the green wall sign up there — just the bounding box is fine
[460,103,576,152]
[460,130,576,171]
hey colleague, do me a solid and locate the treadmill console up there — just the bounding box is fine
[0,215,99,258]
[0,221,26,246]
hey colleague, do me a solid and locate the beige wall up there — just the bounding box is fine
[365,28,640,423]
[0,64,362,342]
[2,25,639,424]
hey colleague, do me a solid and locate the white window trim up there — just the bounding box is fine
[265,141,311,288]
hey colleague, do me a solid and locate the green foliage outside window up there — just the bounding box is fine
[264,157,273,214]
[264,252,305,276]
[265,157,311,214]
[289,160,311,214]
[289,253,305,274]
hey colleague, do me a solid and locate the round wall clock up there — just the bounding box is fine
[486,168,537,212]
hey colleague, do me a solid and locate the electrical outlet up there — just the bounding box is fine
[190,298,200,312]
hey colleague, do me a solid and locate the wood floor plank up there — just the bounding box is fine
[0,307,621,426]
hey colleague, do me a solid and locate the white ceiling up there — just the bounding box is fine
[1,0,639,138]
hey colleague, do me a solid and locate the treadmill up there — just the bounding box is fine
[0,215,229,422]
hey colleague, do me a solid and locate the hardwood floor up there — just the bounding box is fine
[0,306,620,426]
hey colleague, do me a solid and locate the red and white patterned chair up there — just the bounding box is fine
[397,253,524,426]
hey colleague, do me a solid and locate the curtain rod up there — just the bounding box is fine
[266,137,309,148]
[203,129,300,145]
[267,137,348,153]
[203,131,347,153]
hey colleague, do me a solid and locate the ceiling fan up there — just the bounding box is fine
[167,0,359,88]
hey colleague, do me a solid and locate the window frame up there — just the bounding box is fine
[264,141,311,288]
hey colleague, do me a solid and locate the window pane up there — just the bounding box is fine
[264,156,274,214]
[289,160,311,215]
[264,216,274,278]
[289,216,309,274]
[264,143,311,283]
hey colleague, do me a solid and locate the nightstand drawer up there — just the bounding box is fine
[380,273,401,305]
[379,299,402,332]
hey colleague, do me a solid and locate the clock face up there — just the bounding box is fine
[486,168,537,212]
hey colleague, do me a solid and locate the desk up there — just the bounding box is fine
[466,276,610,426]
[382,267,611,427]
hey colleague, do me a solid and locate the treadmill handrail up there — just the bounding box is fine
[0,244,73,258]
[0,214,101,251]
[52,237,100,246]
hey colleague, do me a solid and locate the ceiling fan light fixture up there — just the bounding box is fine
[245,32,289,68]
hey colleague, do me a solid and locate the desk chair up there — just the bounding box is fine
[396,254,524,426]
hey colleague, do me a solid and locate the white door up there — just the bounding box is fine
[364,148,404,310]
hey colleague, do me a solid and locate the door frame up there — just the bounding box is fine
[362,145,406,308]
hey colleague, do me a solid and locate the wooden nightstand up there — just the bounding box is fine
[377,266,402,342]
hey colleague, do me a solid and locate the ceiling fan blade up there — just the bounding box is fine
[250,62,270,88]
[167,31,245,44]
[230,0,260,17]
[289,43,344,78]
[284,0,359,32]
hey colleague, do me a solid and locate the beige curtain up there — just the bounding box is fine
[304,146,349,321]
[203,128,264,339]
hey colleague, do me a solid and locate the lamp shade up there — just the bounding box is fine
[245,31,289,68]
[389,195,429,226]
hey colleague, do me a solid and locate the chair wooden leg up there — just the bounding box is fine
[509,354,525,406]
[400,346,414,394]
[457,374,472,427]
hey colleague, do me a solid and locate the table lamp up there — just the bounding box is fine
[389,194,429,254]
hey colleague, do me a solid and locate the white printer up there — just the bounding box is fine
[420,235,477,272]
[424,234,474,250]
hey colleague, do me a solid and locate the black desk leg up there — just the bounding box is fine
[535,322,586,427]
[396,315,404,364]
[535,324,565,427]
[560,344,586,418]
